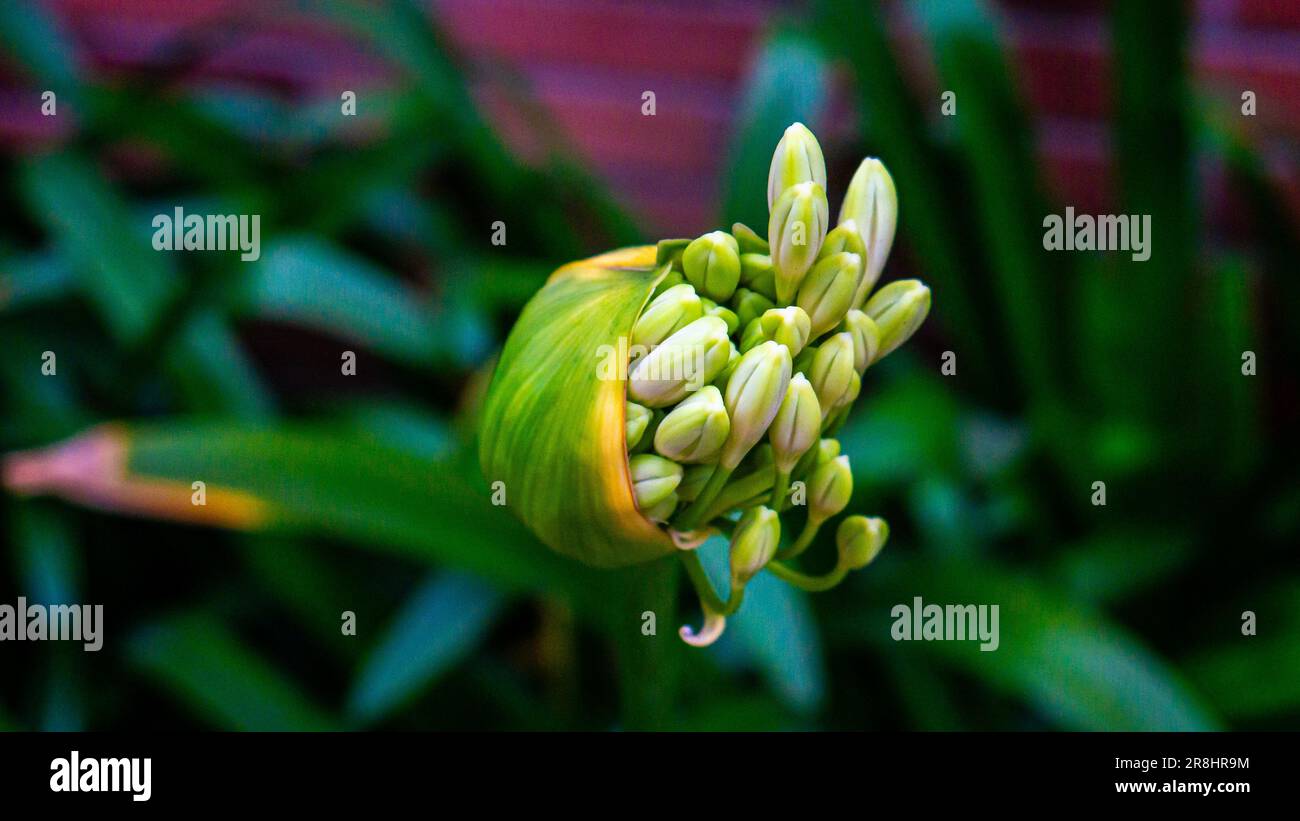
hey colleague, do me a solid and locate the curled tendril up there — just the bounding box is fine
[679,606,727,647]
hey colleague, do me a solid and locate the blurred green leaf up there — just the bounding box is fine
[721,31,828,230]
[0,2,83,106]
[18,152,178,347]
[699,536,826,714]
[831,556,1220,730]
[1185,583,1300,720]
[129,613,338,731]
[0,251,75,313]
[348,571,505,724]
[239,237,440,367]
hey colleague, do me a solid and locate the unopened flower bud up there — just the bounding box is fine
[629,453,683,510]
[769,373,821,473]
[628,316,732,408]
[862,279,931,362]
[837,370,861,410]
[655,239,691,270]
[740,306,811,359]
[816,438,840,465]
[704,301,740,335]
[839,158,897,307]
[837,515,888,570]
[682,231,741,303]
[632,283,703,350]
[796,251,859,337]
[739,253,778,302]
[840,309,881,373]
[720,341,792,470]
[729,505,780,586]
[792,343,818,375]
[643,491,679,523]
[654,385,730,464]
[820,222,868,298]
[769,181,829,304]
[626,401,652,451]
[731,287,775,331]
[808,455,852,522]
[767,122,827,209]
[808,333,856,419]
[731,222,769,255]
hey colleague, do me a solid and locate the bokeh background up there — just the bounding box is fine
[1,0,1297,731]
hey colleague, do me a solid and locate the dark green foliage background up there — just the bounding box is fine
[0,0,1296,731]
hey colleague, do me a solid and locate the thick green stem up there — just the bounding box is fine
[673,465,733,531]
[612,557,679,730]
[777,514,825,560]
[766,559,848,592]
[769,467,792,508]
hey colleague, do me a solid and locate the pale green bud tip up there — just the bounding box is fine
[769,373,821,472]
[721,341,792,470]
[809,333,856,418]
[625,401,652,451]
[837,515,888,570]
[683,230,741,303]
[654,385,730,464]
[732,222,769,255]
[862,279,931,362]
[841,309,880,373]
[809,455,853,521]
[730,505,781,585]
[797,251,860,337]
[632,283,703,350]
[627,315,731,408]
[767,122,828,210]
[840,159,898,307]
[768,181,829,304]
[629,453,683,510]
[816,438,840,464]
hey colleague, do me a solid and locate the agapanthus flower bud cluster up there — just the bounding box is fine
[624,123,930,645]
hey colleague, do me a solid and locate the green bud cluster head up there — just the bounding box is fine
[839,158,898,307]
[730,505,781,586]
[477,123,933,636]
[837,515,888,570]
[767,122,827,209]
[683,231,741,303]
[769,181,829,304]
[863,279,931,363]
[654,385,730,463]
